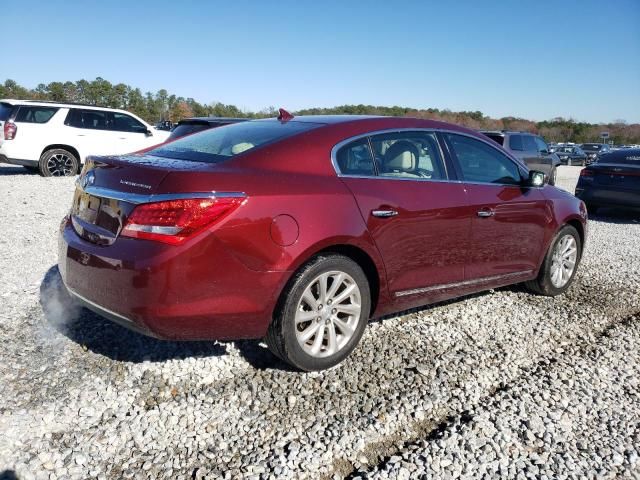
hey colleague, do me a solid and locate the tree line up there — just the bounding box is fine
[2,78,639,144]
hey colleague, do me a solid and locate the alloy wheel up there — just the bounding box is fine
[550,235,577,288]
[294,270,362,358]
[46,153,75,176]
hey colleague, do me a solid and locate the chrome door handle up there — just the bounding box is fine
[477,209,495,218]
[372,209,398,218]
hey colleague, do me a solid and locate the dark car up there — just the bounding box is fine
[580,143,611,165]
[481,131,560,185]
[575,149,640,214]
[554,146,588,166]
[168,117,248,141]
[58,114,587,371]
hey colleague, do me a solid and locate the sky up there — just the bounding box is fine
[3,0,639,123]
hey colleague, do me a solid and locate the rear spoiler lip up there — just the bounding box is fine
[80,184,246,205]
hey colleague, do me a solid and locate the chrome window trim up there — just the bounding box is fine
[81,185,246,205]
[330,127,530,187]
[395,270,534,298]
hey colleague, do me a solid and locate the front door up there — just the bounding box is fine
[335,131,471,300]
[444,133,549,281]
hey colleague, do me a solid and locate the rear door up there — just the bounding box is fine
[65,108,121,160]
[335,131,470,300]
[443,133,548,282]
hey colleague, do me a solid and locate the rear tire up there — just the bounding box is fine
[39,149,79,177]
[525,225,581,296]
[266,254,371,371]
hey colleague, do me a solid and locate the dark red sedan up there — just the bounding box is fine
[58,114,587,371]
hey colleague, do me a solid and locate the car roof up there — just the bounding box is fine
[0,98,139,116]
[480,130,533,135]
[180,116,249,123]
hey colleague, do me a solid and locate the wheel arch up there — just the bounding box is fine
[273,242,384,321]
[40,144,82,173]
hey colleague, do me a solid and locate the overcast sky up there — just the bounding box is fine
[4,0,640,123]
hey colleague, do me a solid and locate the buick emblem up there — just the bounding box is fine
[81,171,95,189]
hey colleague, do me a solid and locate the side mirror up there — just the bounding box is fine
[539,149,549,155]
[145,129,153,137]
[527,170,546,187]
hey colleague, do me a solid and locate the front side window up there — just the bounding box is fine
[522,135,538,152]
[447,134,522,185]
[14,106,58,124]
[534,136,549,152]
[370,131,445,180]
[151,119,322,164]
[335,138,375,176]
[112,113,147,133]
[508,134,524,151]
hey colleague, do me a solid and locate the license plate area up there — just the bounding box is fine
[72,190,132,244]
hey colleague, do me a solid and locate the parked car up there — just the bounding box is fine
[580,143,611,165]
[155,120,174,131]
[554,145,588,166]
[481,131,560,185]
[58,114,587,371]
[0,99,170,176]
[575,148,640,214]
[168,117,248,141]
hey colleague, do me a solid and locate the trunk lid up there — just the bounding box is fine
[591,163,640,189]
[71,154,215,245]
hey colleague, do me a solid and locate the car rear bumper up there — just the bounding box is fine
[58,218,290,340]
[0,153,38,167]
[576,186,640,209]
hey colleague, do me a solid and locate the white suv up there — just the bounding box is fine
[0,100,170,176]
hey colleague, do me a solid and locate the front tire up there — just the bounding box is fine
[39,149,79,177]
[525,225,581,296]
[266,254,371,371]
[548,167,557,185]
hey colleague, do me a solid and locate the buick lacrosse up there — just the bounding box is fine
[59,112,587,370]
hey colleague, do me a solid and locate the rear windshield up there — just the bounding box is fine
[168,123,212,140]
[581,143,602,151]
[152,120,322,163]
[0,103,15,121]
[597,151,640,165]
[483,133,504,146]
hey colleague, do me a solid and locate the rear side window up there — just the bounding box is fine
[447,134,522,185]
[65,109,109,130]
[370,131,445,180]
[336,138,375,176]
[508,135,524,151]
[0,103,15,121]
[14,106,58,124]
[151,120,322,164]
[522,135,538,152]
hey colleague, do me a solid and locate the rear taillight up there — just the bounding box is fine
[121,197,244,245]
[4,121,17,140]
[580,168,594,177]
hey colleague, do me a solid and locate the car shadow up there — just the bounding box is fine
[0,471,18,480]
[589,208,640,224]
[39,266,233,364]
[0,165,36,176]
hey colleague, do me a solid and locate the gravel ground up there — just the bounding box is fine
[0,164,639,480]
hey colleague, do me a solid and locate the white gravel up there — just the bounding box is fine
[0,164,639,479]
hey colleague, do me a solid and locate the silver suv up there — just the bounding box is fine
[481,131,561,185]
